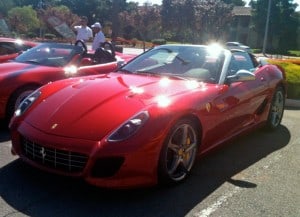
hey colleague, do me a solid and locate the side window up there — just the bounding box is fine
[227,52,256,75]
[0,43,6,55]
[249,53,259,68]
[17,44,33,52]
[0,42,18,55]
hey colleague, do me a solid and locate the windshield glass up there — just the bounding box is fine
[15,43,85,67]
[121,45,225,83]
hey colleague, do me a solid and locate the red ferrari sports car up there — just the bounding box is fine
[0,41,135,123]
[0,37,37,63]
[10,44,286,189]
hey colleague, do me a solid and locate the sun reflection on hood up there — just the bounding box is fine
[155,95,171,107]
[130,86,144,94]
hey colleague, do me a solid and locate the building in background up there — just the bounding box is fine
[228,6,255,47]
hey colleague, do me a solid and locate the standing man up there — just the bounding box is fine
[72,16,93,42]
[91,22,105,50]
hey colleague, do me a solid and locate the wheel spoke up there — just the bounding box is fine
[168,156,181,175]
[168,141,179,153]
[270,111,279,125]
[180,125,189,145]
[184,141,197,153]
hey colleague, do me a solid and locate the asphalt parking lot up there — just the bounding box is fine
[0,101,299,217]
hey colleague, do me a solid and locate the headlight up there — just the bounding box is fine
[15,90,41,117]
[108,111,149,142]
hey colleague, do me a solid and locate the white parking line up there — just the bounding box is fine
[193,147,285,217]
[193,187,240,217]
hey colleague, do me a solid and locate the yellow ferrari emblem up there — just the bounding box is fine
[206,103,211,112]
[51,123,58,129]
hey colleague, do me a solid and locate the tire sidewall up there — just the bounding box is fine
[266,86,285,130]
[157,118,199,185]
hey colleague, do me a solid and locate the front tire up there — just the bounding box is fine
[6,85,38,123]
[265,86,285,130]
[158,118,199,185]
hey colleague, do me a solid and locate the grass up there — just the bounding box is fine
[288,50,300,57]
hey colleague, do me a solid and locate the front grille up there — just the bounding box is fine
[21,136,88,173]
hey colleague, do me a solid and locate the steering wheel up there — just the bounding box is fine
[101,41,116,58]
[74,40,88,54]
[93,42,116,64]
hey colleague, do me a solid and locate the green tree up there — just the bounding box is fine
[195,0,233,43]
[7,6,40,36]
[133,3,161,41]
[161,0,233,43]
[250,0,299,52]
[118,3,161,41]
[111,0,127,38]
[161,0,197,42]
[0,0,15,16]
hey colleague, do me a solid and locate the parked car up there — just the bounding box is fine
[10,44,286,189]
[0,37,38,63]
[226,41,251,52]
[0,41,135,123]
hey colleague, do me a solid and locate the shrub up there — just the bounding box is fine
[151,39,166,45]
[269,58,300,66]
[44,33,56,40]
[288,50,300,57]
[268,59,300,99]
[252,49,262,54]
[26,32,37,38]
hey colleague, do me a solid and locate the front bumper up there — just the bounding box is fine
[11,121,160,189]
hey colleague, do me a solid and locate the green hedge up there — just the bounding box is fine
[151,39,166,45]
[268,59,300,100]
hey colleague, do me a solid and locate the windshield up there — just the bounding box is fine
[15,43,85,67]
[120,45,225,83]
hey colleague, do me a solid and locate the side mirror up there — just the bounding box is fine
[226,69,255,83]
[257,57,268,66]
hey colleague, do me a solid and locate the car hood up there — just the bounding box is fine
[25,72,212,141]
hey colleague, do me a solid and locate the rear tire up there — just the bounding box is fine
[265,86,285,130]
[158,118,199,185]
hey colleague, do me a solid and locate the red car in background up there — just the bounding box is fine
[10,44,286,189]
[0,37,37,63]
[0,41,135,123]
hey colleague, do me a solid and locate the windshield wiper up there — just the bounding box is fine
[175,56,190,65]
[135,70,159,75]
[135,71,188,80]
[161,73,188,80]
[23,60,40,64]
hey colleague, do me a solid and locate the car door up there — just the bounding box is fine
[210,51,269,142]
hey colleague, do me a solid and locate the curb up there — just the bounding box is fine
[285,99,300,108]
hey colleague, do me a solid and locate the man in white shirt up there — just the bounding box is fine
[72,16,93,42]
[91,22,106,50]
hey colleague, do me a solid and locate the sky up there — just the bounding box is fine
[132,0,300,11]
